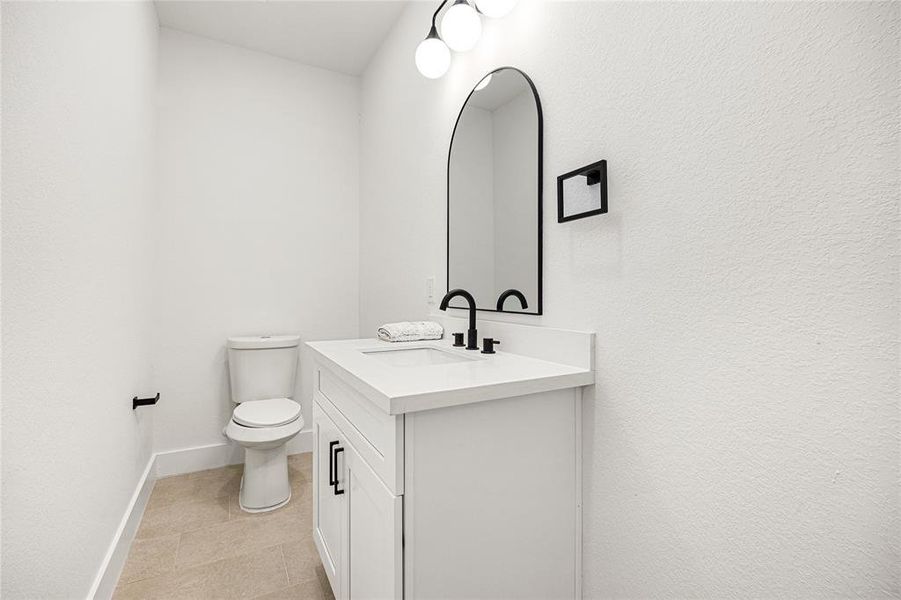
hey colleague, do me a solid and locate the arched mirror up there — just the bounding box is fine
[447,67,542,314]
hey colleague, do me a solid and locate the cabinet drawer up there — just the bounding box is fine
[317,368,404,495]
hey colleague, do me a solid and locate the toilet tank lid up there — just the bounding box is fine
[227,335,300,350]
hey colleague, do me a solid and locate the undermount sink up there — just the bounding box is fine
[361,346,477,367]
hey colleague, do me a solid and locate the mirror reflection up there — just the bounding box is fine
[447,67,542,314]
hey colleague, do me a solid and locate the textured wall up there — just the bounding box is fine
[359,2,900,596]
[153,29,360,453]
[1,2,159,597]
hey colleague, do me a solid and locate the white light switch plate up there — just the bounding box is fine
[426,276,436,304]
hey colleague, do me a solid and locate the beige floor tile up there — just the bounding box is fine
[280,539,322,586]
[287,453,312,471]
[147,475,197,510]
[117,454,322,599]
[176,507,305,569]
[251,576,334,600]
[118,534,180,584]
[114,545,288,600]
[137,495,230,539]
[148,467,243,510]
[289,467,312,496]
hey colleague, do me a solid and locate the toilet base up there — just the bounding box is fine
[239,489,292,514]
[238,444,292,513]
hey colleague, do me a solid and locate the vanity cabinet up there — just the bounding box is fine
[310,334,593,600]
[313,402,345,591]
[313,400,402,600]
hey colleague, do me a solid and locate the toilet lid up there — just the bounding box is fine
[233,398,301,428]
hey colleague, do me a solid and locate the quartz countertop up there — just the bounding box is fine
[306,337,594,415]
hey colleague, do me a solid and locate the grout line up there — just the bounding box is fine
[279,544,292,586]
[173,532,183,570]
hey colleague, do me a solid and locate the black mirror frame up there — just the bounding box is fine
[446,66,544,315]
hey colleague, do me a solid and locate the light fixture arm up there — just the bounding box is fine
[430,0,450,30]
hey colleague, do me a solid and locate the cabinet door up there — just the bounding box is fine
[344,442,403,600]
[313,402,346,597]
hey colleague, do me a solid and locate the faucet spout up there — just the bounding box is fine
[496,288,528,311]
[439,288,479,350]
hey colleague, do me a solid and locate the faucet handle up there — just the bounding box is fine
[452,332,465,347]
[481,338,500,354]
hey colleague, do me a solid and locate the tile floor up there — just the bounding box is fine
[114,453,334,600]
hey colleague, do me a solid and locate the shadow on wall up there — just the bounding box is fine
[565,211,623,280]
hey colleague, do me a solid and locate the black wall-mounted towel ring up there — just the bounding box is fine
[557,159,608,223]
[133,393,160,410]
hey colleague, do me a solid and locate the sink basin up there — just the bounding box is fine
[361,346,477,367]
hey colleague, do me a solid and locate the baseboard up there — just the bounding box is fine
[155,430,313,478]
[88,431,314,598]
[88,455,157,600]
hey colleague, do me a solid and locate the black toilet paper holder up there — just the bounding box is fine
[133,393,160,410]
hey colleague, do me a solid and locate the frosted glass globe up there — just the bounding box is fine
[475,0,516,18]
[441,2,482,52]
[415,37,451,79]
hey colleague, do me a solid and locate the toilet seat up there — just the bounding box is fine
[233,398,301,428]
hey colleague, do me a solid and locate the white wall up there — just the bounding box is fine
[359,2,900,597]
[1,2,159,597]
[153,29,360,455]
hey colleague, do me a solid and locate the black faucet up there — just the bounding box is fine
[439,288,479,350]
[496,288,528,311]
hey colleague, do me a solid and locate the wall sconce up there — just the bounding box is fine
[415,0,516,79]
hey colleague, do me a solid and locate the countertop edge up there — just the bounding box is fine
[388,370,595,415]
[307,340,594,415]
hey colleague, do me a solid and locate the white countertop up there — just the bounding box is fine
[306,337,595,415]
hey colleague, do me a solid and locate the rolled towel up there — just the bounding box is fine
[378,321,444,343]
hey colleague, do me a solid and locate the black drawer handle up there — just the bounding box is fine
[333,446,345,496]
[328,440,339,486]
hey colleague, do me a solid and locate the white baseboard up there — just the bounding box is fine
[155,430,313,478]
[154,442,243,477]
[89,431,314,598]
[88,455,157,600]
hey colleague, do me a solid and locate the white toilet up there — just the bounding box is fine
[225,334,304,513]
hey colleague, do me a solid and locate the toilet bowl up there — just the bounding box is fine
[225,335,303,513]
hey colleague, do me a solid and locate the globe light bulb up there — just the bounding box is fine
[474,74,492,90]
[475,0,516,18]
[441,0,482,52]
[415,28,451,79]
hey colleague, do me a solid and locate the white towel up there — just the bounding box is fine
[377,321,444,343]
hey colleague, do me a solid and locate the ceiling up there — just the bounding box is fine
[154,0,408,76]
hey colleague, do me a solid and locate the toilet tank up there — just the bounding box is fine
[227,335,300,404]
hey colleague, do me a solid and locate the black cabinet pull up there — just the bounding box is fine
[328,441,338,486]
[333,446,345,495]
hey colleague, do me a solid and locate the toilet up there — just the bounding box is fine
[225,334,304,513]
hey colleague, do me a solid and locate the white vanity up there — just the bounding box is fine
[308,319,594,599]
